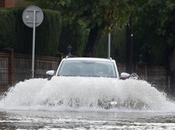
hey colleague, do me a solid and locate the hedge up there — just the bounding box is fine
[0,8,61,56]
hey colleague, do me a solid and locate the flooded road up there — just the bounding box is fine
[0,77,175,129]
[0,110,175,129]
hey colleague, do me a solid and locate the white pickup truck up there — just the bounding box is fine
[46,57,130,79]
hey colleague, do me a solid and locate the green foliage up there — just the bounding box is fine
[134,0,175,65]
[0,9,17,49]
[96,0,175,65]
[35,9,61,55]
[58,21,89,56]
[0,8,62,56]
[1,0,175,65]
[28,0,131,29]
[96,27,126,63]
[27,0,133,56]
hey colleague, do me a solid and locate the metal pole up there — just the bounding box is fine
[32,10,36,78]
[108,32,111,58]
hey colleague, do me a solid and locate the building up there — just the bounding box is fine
[0,0,26,8]
[0,0,15,8]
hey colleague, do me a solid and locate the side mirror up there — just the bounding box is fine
[120,72,130,79]
[46,70,55,76]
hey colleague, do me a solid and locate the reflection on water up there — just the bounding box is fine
[0,110,175,129]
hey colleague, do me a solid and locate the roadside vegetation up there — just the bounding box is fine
[0,0,175,66]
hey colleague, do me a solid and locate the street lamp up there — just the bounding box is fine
[126,0,134,73]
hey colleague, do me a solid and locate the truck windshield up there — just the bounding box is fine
[58,60,117,78]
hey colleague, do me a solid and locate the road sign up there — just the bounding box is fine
[22,5,44,28]
[22,5,44,78]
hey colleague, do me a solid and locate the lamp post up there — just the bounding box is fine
[126,0,134,73]
[107,10,113,59]
[108,32,111,59]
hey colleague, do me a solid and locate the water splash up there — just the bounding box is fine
[0,76,174,111]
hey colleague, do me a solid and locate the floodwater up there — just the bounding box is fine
[0,77,175,129]
[0,110,175,129]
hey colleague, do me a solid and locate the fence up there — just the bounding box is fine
[117,64,168,90]
[15,54,59,81]
[0,51,169,92]
[0,52,9,92]
[0,51,59,92]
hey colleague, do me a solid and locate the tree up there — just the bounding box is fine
[133,0,175,65]
[27,0,133,56]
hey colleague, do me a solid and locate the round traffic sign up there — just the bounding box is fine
[22,5,44,28]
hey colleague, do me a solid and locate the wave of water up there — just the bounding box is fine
[0,76,174,111]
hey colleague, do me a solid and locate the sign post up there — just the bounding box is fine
[31,10,36,78]
[22,5,44,78]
